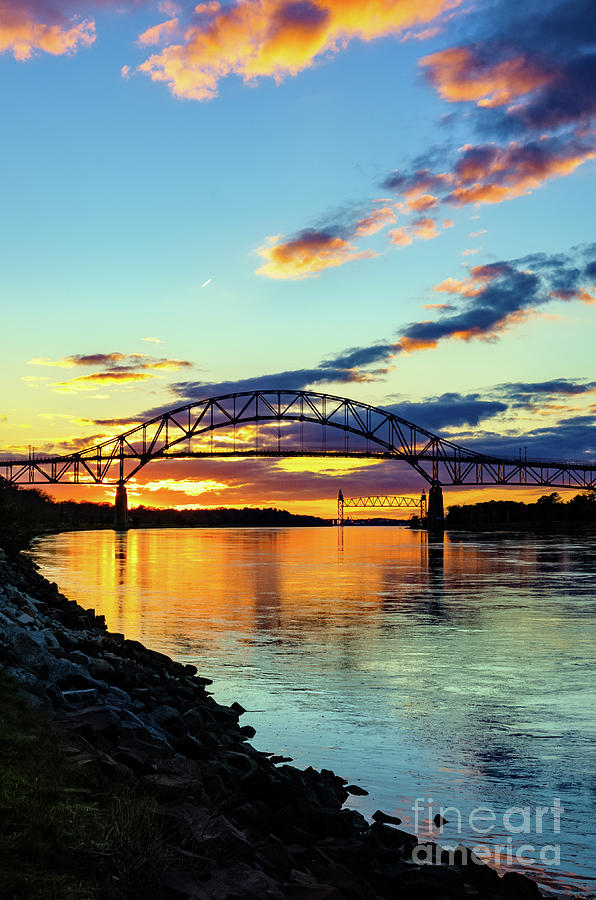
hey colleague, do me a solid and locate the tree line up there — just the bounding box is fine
[446,492,596,528]
[0,482,327,554]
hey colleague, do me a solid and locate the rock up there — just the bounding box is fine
[398,865,470,899]
[0,550,549,900]
[433,812,449,827]
[2,665,42,692]
[61,688,98,705]
[44,657,105,691]
[284,884,342,900]
[0,622,43,659]
[142,772,200,803]
[106,631,125,644]
[311,860,376,900]
[87,657,116,679]
[369,822,419,853]
[175,733,209,760]
[27,627,60,650]
[500,871,543,899]
[255,833,292,878]
[64,704,121,740]
[152,704,186,737]
[345,784,369,796]
[372,809,402,825]
[66,649,90,666]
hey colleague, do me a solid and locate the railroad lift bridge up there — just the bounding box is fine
[1,390,594,530]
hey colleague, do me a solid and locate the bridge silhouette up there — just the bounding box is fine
[1,389,594,529]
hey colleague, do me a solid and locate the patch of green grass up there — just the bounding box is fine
[0,673,167,899]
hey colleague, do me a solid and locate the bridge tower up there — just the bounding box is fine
[114,482,129,531]
[426,482,444,531]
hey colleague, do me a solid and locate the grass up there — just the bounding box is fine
[0,673,167,899]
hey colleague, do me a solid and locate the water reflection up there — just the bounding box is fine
[31,526,596,896]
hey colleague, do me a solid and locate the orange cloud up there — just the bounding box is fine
[256,230,376,279]
[53,372,155,393]
[411,217,438,239]
[578,290,596,304]
[0,4,95,61]
[388,216,445,247]
[29,352,192,371]
[550,288,596,304]
[420,46,551,108]
[137,17,180,47]
[401,309,539,352]
[406,192,438,211]
[433,264,507,299]
[399,335,439,352]
[447,138,596,206]
[388,227,413,246]
[138,0,461,100]
[354,206,396,236]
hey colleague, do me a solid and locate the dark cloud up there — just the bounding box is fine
[154,341,399,412]
[320,343,397,369]
[472,0,596,135]
[383,134,595,212]
[69,353,125,366]
[86,417,144,427]
[385,393,508,431]
[169,365,379,402]
[496,379,596,401]
[273,1,329,31]
[467,414,596,462]
[395,244,596,351]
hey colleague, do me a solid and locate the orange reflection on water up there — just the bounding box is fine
[42,526,570,654]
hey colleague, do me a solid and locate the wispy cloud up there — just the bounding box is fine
[53,372,155,393]
[256,203,452,279]
[29,352,192,371]
[28,350,194,394]
[256,228,377,279]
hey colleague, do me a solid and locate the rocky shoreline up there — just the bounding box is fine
[0,546,551,900]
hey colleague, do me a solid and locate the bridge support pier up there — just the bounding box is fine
[114,482,129,531]
[426,483,444,531]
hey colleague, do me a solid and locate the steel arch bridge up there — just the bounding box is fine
[0,389,595,491]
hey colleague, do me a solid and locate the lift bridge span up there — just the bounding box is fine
[0,389,594,529]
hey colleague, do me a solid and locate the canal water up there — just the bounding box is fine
[31,527,596,897]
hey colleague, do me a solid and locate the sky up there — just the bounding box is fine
[0,0,595,516]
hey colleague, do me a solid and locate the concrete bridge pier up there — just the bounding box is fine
[114,482,129,531]
[426,483,445,531]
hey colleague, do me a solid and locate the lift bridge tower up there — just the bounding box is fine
[337,489,430,527]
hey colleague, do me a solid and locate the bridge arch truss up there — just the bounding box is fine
[0,389,594,491]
